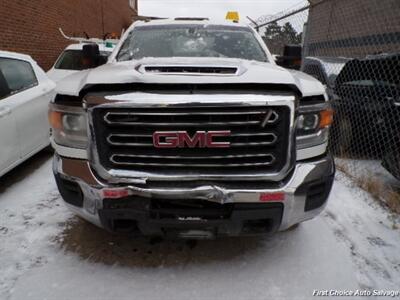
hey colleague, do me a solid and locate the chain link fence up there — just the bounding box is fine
[255,1,309,56]
[255,0,400,212]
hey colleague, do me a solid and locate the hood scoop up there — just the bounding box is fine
[140,65,240,76]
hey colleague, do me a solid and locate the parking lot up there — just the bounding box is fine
[1,0,400,299]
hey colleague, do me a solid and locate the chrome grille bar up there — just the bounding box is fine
[105,111,267,116]
[110,153,276,160]
[107,133,278,147]
[107,132,278,138]
[103,109,280,126]
[104,120,263,126]
[107,142,278,147]
[110,156,276,167]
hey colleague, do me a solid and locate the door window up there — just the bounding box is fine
[303,64,326,85]
[0,58,38,99]
[0,69,10,100]
[54,50,111,70]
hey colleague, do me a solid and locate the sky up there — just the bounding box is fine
[138,0,308,24]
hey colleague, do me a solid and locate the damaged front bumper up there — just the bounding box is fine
[53,154,335,237]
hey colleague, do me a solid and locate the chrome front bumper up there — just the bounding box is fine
[53,153,335,234]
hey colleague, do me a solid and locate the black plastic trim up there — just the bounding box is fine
[99,199,283,237]
[54,174,84,207]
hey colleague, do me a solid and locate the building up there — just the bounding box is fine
[305,0,400,58]
[0,0,138,70]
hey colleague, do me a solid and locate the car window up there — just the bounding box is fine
[336,56,400,88]
[342,79,399,88]
[117,25,268,63]
[54,50,110,70]
[0,57,38,98]
[0,69,11,100]
[303,64,326,85]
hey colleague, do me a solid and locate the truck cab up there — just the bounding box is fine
[47,42,115,83]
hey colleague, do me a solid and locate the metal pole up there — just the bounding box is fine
[101,0,105,37]
[246,16,259,27]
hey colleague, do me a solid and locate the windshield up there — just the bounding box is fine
[322,61,347,76]
[117,25,268,62]
[336,56,400,88]
[322,61,348,88]
[342,79,399,88]
[54,50,110,70]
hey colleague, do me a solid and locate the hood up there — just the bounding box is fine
[47,68,79,83]
[56,57,325,97]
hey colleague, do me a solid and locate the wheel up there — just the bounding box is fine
[331,113,353,157]
[283,223,300,232]
[382,147,400,181]
[43,145,54,154]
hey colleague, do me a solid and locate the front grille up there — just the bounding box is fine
[92,105,291,175]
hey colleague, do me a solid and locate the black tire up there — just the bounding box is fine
[382,148,400,181]
[43,145,54,154]
[283,223,300,232]
[331,113,353,157]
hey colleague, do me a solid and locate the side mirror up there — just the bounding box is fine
[82,44,101,68]
[83,44,100,59]
[275,44,302,70]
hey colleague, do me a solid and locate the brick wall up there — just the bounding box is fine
[306,0,400,57]
[0,0,137,70]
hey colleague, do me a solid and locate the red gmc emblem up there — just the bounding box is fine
[153,131,231,148]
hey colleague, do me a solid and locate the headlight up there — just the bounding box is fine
[297,109,333,133]
[48,104,88,149]
[296,105,333,150]
[297,113,320,132]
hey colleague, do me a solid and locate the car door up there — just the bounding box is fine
[0,58,53,158]
[0,62,20,176]
[17,61,54,157]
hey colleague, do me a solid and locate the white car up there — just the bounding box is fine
[47,43,115,83]
[0,50,55,177]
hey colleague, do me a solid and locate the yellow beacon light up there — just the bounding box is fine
[226,11,239,23]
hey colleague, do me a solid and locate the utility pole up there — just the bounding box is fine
[101,0,105,37]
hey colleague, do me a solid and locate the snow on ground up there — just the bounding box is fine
[0,153,73,298]
[324,175,400,290]
[0,153,399,300]
[335,158,400,190]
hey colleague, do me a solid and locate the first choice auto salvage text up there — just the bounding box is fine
[313,290,400,297]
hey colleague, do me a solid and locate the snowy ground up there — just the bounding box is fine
[0,152,400,300]
[335,158,400,190]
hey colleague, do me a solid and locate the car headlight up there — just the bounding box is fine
[48,104,88,149]
[297,113,320,132]
[296,105,333,150]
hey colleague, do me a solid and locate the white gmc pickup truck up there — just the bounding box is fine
[49,19,335,238]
